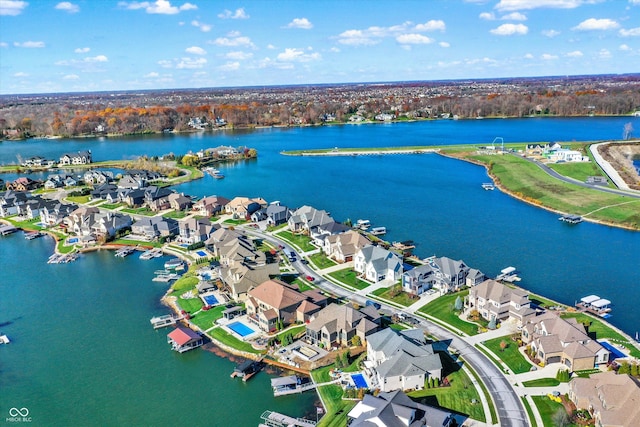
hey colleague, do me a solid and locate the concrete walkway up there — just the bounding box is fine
[589,142,630,190]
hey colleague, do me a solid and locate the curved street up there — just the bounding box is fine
[245,228,529,427]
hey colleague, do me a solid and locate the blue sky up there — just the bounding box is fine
[1,0,639,95]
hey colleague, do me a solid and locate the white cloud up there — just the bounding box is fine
[329,46,340,52]
[159,57,206,69]
[218,7,248,19]
[336,20,445,46]
[573,18,619,31]
[541,53,558,60]
[84,55,108,62]
[598,48,611,58]
[55,2,79,13]
[286,17,313,29]
[619,44,631,51]
[63,74,79,80]
[619,27,640,36]
[629,0,640,4]
[495,0,595,12]
[13,71,28,77]
[566,50,583,57]
[542,29,561,37]
[0,42,7,47]
[396,34,434,44]
[74,47,90,53]
[524,53,534,59]
[210,35,255,48]
[479,12,495,20]
[439,41,450,48]
[276,48,321,62]
[225,51,253,60]
[144,72,159,78]
[191,20,211,32]
[118,1,197,15]
[218,61,240,71]
[489,23,528,35]
[0,0,28,16]
[337,29,379,46]
[501,12,527,20]
[185,46,206,55]
[415,20,446,31]
[266,44,276,49]
[14,41,45,48]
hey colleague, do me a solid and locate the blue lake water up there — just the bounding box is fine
[1,117,639,425]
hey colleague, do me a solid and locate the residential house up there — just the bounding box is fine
[323,230,371,263]
[402,264,437,296]
[432,256,470,293]
[83,170,114,185]
[305,303,380,349]
[367,328,442,392]
[167,193,192,211]
[265,203,291,226]
[288,205,333,233]
[64,207,101,236]
[205,227,245,257]
[22,156,56,168]
[118,174,145,189]
[6,177,40,192]
[225,196,267,219]
[354,245,403,283]
[347,390,460,427]
[44,173,77,189]
[245,279,309,332]
[21,197,48,220]
[40,201,78,226]
[122,188,146,207]
[0,190,30,217]
[192,195,230,217]
[59,150,92,165]
[167,327,203,353]
[143,186,173,209]
[90,183,118,200]
[521,312,610,370]
[569,371,640,427]
[90,212,132,239]
[466,268,487,287]
[468,279,535,326]
[177,217,219,245]
[131,216,178,240]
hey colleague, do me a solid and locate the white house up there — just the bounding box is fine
[354,245,403,283]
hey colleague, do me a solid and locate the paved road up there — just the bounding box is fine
[246,228,529,427]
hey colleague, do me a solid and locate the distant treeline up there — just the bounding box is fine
[1,76,639,138]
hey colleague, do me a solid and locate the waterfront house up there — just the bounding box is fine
[143,186,173,207]
[59,150,92,166]
[192,195,230,217]
[354,245,403,283]
[265,203,291,226]
[0,191,30,217]
[225,196,267,219]
[311,220,351,246]
[205,227,244,256]
[131,216,178,240]
[65,206,101,236]
[41,201,78,226]
[402,264,437,296]
[117,174,145,189]
[167,193,192,211]
[305,303,380,349]
[22,156,56,168]
[90,183,118,200]
[83,170,114,185]
[521,312,610,370]
[22,197,48,220]
[347,390,460,427]
[367,328,442,392]
[466,268,487,287]
[6,177,40,192]
[468,279,535,326]
[177,217,219,245]
[287,205,341,240]
[245,279,308,332]
[122,188,146,207]
[431,256,470,293]
[167,327,203,353]
[323,230,371,263]
[90,212,132,239]
[569,371,640,427]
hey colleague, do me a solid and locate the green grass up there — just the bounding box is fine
[418,290,479,336]
[521,397,536,427]
[65,195,90,204]
[561,312,640,358]
[121,207,155,216]
[574,369,600,378]
[370,285,418,307]
[175,295,204,313]
[522,377,561,387]
[327,268,371,290]
[548,161,604,183]
[223,218,247,225]
[312,362,359,427]
[171,276,199,292]
[292,278,314,292]
[531,396,572,427]
[408,354,485,421]
[483,337,532,374]
[273,325,306,342]
[308,252,338,269]
[100,202,125,210]
[189,305,226,330]
[163,210,189,219]
[275,230,317,252]
[208,327,263,354]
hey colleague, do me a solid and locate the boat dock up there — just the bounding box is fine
[559,214,583,224]
[576,295,612,319]
[152,273,179,282]
[150,314,184,329]
[369,226,387,236]
[25,231,44,240]
[115,246,135,257]
[231,358,264,382]
[259,410,316,427]
[482,182,495,190]
[47,252,79,264]
[496,266,521,282]
[0,225,18,236]
[140,247,163,260]
[0,334,10,344]
[271,375,317,396]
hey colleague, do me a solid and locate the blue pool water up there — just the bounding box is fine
[203,295,219,306]
[351,373,368,388]
[599,341,626,359]
[228,321,256,337]
[68,237,78,244]
[196,250,207,257]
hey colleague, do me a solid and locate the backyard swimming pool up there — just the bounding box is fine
[202,294,219,306]
[351,373,368,389]
[68,237,78,244]
[228,321,256,338]
[196,250,207,257]
[599,341,626,359]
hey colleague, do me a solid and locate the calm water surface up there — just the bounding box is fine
[1,117,639,425]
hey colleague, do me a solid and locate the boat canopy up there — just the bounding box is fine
[580,295,600,304]
[592,299,611,309]
[271,375,298,388]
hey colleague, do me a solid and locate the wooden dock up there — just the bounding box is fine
[259,410,316,427]
[150,314,183,329]
[0,225,18,236]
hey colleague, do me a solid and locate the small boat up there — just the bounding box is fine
[559,214,583,224]
[152,273,179,282]
[356,219,371,230]
[115,246,135,257]
[212,173,225,179]
[140,248,162,260]
[25,231,43,240]
[164,258,184,270]
[370,226,386,236]
[482,183,495,190]
[0,334,10,344]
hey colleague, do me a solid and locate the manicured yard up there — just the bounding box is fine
[531,396,573,427]
[370,285,418,307]
[208,327,263,354]
[548,160,606,185]
[308,252,337,269]
[100,203,125,210]
[418,290,479,336]
[65,195,91,204]
[223,218,247,225]
[121,207,155,216]
[275,230,317,252]
[327,268,371,290]
[171,276,199,292]
[175,294,203,313]
[312,363,358,427]
[163,210,189,219]
[483,337,532,374]
[408,353,485,421]
[522,378,560,387]
[561,312,640,358]
[190,305,226,331]
[292,278,314,292]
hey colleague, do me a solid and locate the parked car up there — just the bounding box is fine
[305,275,315,282]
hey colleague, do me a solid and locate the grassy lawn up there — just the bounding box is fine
[111,238,159,247]
[522,377,561,387]
[408,353,485,421]
[464,153,640,229]
[531,396,573,427]
[308,252,337,269]
[171,275,199,292]
[163,210,189,219]
[121,207,155,216]
[370,285,418,307]
[275,230,317,252]
[327,268,371,290]
[528,292,565,309]
[175,295,203,313]
[190,305,226,330]
[100,202,125,210]
[561,312,640,358]
[273,325,307,342]
[312,363,358,427]
[521,397,536,427]
[418,290,479,336]
[65,195,91,204]
[483,337,532,374]
[223,218,247,225]
[292,278,314,292]
[208,327,264,355]
[548,160,605,183]
[467,362,498,425]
